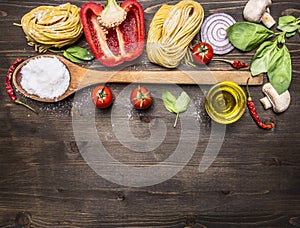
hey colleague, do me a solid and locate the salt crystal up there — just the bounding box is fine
[20,56,70,99]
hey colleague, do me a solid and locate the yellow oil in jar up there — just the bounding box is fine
[205,81,246,124]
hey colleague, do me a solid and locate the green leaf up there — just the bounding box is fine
[175,91,190,113]
[65,46,94,60]
[250,41,277,76]
[278,23,300,33]
[162,90,190,128]
[162,91,177,113]
[63,51,83,63]
[277,16,300,34]
[286,31,297,38]
[226,22,274,52]
[267,44,292,94]
[278,15,297,25]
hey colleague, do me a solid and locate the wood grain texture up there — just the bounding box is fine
[1,0,300,227]
[12,54,263,102]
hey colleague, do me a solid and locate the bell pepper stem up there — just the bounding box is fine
[99,0,127,28]
[106,0,120,9]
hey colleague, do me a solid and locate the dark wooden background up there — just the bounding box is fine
[1,0,300,227]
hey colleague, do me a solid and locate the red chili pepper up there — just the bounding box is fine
[246,78,274,129]
[232,60,249,69]
[6,58,37,113]
[80,0,145,67]
[213,58,249,69]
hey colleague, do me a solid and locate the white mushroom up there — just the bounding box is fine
[243,0,276,28]
[260,83,291,113]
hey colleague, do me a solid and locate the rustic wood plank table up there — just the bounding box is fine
[1,0,300,227]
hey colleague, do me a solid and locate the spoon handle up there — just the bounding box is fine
[75,68,263,87]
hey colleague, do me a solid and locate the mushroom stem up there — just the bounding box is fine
[260,96,273,110]
[261,11,276,28]
[260,83,291,113]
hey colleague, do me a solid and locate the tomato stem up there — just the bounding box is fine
[96,88,108,101]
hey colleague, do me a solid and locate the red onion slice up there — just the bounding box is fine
[200,13,236,55]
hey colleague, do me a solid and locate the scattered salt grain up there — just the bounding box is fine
[20,56,70,99]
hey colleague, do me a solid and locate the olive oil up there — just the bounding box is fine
[205,81,246,124]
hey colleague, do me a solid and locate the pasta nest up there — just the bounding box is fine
[147,0,204,68]
[20,3,83,52]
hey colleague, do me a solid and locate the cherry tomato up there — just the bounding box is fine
[192,42,214,64]
[130,85,152,110]
[91,85,113,108]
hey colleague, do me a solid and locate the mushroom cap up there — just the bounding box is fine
[243,0,272,22]
[260,83,291,113]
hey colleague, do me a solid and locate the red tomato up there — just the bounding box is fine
[192,42,214,64]
[130,86,152,110]
[91,85,113,108]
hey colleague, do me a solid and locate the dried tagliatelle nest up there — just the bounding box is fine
[16,3,83,52]
[146,0,204,68]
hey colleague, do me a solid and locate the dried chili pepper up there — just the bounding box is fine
[80,0,145,67]
[6,58,37,113]
[246,78,274,129]
[213,58,249,69]
[232,60,249,69]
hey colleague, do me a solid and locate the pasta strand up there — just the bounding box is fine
[147,0,204,68]
[20,3,83,53]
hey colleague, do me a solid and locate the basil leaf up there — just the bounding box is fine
[65,46,94,60]
[162,90,190,128]
[267,44,292,95]
[162,91,177,113]
[175,91,190,113]
[278,16,300,34]
[250,41,277,76]
[63,51,83,63]
[278,15,297,25]
[286,31,297,38]
[277,23,300,33]
[227,22,274,52]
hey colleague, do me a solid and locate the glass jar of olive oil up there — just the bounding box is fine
[205,81,246,124]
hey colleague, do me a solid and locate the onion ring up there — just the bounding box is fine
[200,13,236,55]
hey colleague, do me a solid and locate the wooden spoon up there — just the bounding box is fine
[12,54,263,102]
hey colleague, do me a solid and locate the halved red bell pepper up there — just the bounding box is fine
[80,0,145,67]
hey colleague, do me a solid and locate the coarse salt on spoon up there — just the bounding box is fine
[12,54,263,103]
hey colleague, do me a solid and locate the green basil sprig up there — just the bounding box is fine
[162,91,190,128]
[63,46,94,63]
[226,16,298,95]
[277,15,300,37]
[50,46,94,63]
